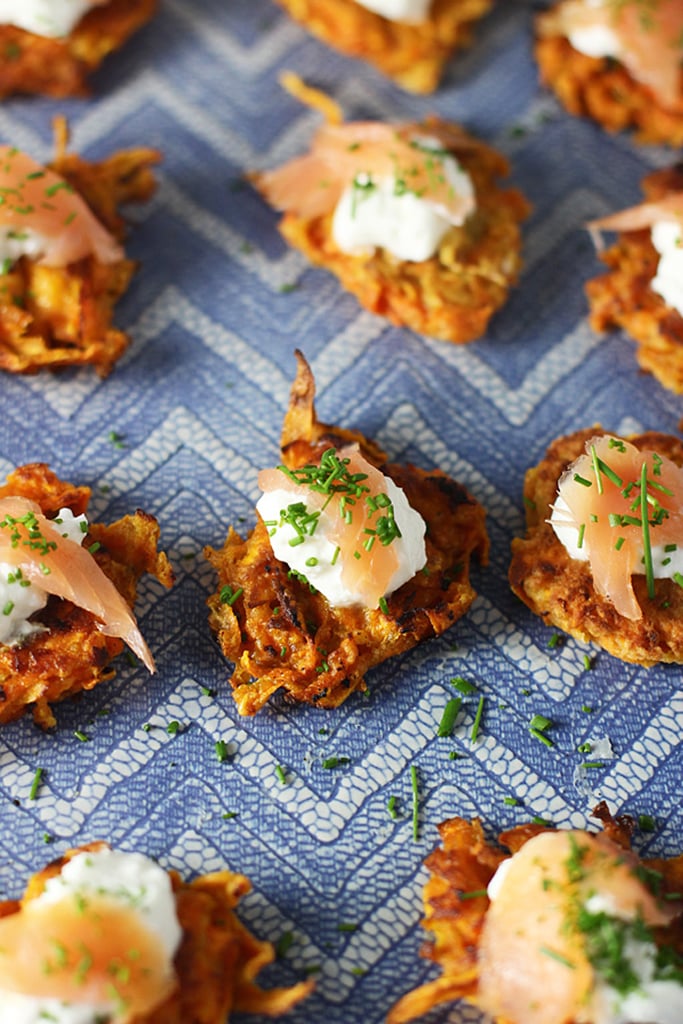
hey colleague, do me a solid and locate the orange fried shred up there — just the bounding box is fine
[586,165,683,395]
[389,806,683,1024]
[205,351,489,715]
[274,0,492,94]
[0,841,313,1022]
[535,26,683,146]
[0,0,157,99]
[0,463,173,728]
[0,120,160,377]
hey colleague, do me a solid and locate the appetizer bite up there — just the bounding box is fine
[0,0,157,98]
[0,121,160,376]
[205,351,488,714]
[586,165,683,395]
[272,0,493,94]
[535,0,683,146]
[509,428,683,666]
[252,80,529,345]
[0,462,173,728]
[0,841,313,1022]
[388,808,683,1024]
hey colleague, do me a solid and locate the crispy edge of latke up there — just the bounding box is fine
[586,165,683,395]
[0,0,157,99]
[508,427,683,667]
[274,0,493,94]
[265,117,529,345]
[204,351,489,715]
[534,31,683,146]
[388,804,683,1024]
[0,841,313,1022]
[0,462,173,728]
[0,122,161,377]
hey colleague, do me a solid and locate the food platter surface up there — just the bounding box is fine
[0,1,681,1022]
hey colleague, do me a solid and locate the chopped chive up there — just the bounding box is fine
[532,815,550,825]
[673,572,683,589]
[547,633,561,649]
[275,765,287,784]
[410,764,419,841]
[322,756,349,769]
[451,676,477,695]
[387,795,399,819]
[222,811,238,820]
[470,696,485,744]
[577,523,585,549]
[529,713,552,732]
[640,461,655,600]
[215,740,229,762]
[201,685,213,697]
[503,796,519,806]
[378,596,389,615]
[638,814,656,832]
[437,697,462,738]
[87,541,101,554]
[29,767,43,801]
[2,600,13,616]
[582,654,593,670]
[337,922,357,933]
[166,721,180,735]
[530,728,554,747]
[540,946,576,969]
[581,761,605,769]
[582,704,593,713]
[459,889,488,900]
[276,931,294,957]
[73,730,89,742]
[590,445,603,495]
[573,473,592,487]
[665,543,677,553]
[615,536,625,551]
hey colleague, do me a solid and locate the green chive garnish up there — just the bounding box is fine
[470,696,485,744]
[29,767,43,801]
[437,697,462,738]
[640,461,655,600]
[410,764,419,841]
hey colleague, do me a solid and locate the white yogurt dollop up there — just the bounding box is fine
[650,219,683,317]
[0,507,87,646]
[354,0,431,23]
[566,0,622,59]
[0,848,182,1024]
[332,137,475,263]
[0,0,100,38]
[257,473,426,608]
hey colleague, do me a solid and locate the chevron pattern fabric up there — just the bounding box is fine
[0,1,681,1022]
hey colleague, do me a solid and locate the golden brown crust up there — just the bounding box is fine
[274,0,493,94]
[273,119,529,345]
[0,463,173,728]
[0,0,157,99]
[205,351,489,715]
[535,32,683,146]
[0,133,160,377]
[508,427,683,666]
[0,842,313,1022]
[586,166,683,395]
[388,808,683,1024]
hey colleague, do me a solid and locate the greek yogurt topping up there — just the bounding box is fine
[353,0,432,23]
[0,506,87,646]
[551,493,683,582]
[332,137,475,263]
[0,0,102,38]
[566,0,622,58]
[0,848,182,1024]
[257,468,426,608]
[650,219,683,317]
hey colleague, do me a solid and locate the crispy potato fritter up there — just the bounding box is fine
[509,428,683,666]
[267,119,529,346]
[535,32,683,146]
[0,463,173,728]
[586,166,683,395]
[273,0,493,94]
[0,122,160,377]
[0,842,313,1022]
[0,0,156,99]
[388,806,683,1024]
[205,352,488,715]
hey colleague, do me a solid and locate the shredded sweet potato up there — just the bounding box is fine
[0,123,160,377]
[586,166,683,395]
[0,842,313,1021]
[0,463,173,728]
[535,31,683,146]
[389,806,683,1024]
[0,0,156,99]
[205,351,488,715]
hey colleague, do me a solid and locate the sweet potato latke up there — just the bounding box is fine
[205,352,488,715]
[254,116,529,345]
[535,19,683,146]
[586,166,683,395]
[0,462,173,728]
[0,120,160,377]
[0,842,313,1021]
[388,807,683,1024]
[273,0,492,94]
[0,0,156,99]
[509,427,683,666]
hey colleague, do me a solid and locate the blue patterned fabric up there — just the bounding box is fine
[0,1,681,1021]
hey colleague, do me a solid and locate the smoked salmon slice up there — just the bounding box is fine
[0,144,123,266]
[0,495,155,670]
[254,120,477,223]
[552,435,683,620]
